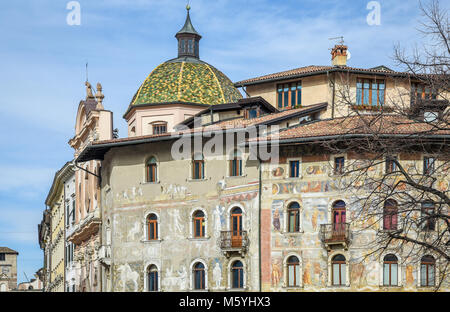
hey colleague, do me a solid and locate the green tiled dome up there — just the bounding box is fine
[129,57,243,107]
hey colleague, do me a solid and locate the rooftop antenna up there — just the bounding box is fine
[85,61,89,82]
[329,36,345,45]
[23,272,30,283]
[328,36,351,60]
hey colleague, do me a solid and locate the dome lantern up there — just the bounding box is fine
[175,5,202,59]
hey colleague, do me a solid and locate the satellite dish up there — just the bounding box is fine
[347,50,352,61]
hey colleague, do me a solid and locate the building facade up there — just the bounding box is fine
[43,6,449,292]
[0,247,18,291]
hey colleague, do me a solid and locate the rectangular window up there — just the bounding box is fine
[146,164,157,182]
[385,156,398,174]
[356,78,385,107]
[0,254,5,261]
[421,203,436,231]
[411,82,437,100]
[153,123,167,135]
[277,82,302,109]
[71,200,75,222]
[334,157,345,175]
[193,161,204,179]
[423,157,435,175]
[289,160,300,178]
[421,264,435,286]
[230,159,242,177]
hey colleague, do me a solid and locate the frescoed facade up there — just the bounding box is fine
[41,5,449,292]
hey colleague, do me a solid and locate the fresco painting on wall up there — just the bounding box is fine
[271,200,283,232]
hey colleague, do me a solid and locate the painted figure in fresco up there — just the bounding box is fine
[272,167,284,177]
[168,209,184,235]
[127,221,141,241]
[271,260,281,287]
[406,265,414,286]
[272,207,280,232]
[213,262,222,289]
[117,264,139,292]
[178,266,188,290]
[214,205,225,232]
[311,209,318,231]
[303,262,311,285]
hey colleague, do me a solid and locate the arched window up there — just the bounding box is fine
[192,153,205,180]
[287,202,300,232]
[229,150,242,176]
[383,254,398,286]
[193,262,206,290]
[332,201,346,235]
[331,254,346,286]
[230,207,243,247]
[383,199,398,231]
[287,256,300,287]
[147,265,158,291]
[146,157,157,183]
[420,255,435,287]
[193,210,205,238]
[231,260,244,289]
[147,214,158,240]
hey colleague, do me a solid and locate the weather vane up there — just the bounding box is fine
[329,36,345,45]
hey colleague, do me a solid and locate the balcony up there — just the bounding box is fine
[98,245,111,266]
[219,231,249,258]
[319,223,350,251]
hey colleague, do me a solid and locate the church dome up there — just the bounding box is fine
[129,57,243,107]
[127,6,242,110]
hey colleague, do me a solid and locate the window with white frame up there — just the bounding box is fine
[231,260,244,289]
[147,265,159,291]
[383,254,398,286]
[331,254,347,286]
[287,202,300,233]
[193,262,206,290]
[286,256,301,287]
[420,255,435,287]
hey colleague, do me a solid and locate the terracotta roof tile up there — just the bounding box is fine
[0,247,18,254]
[252,115,450,142]
[235,65,407,86]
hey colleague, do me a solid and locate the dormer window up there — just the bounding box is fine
[277,82,302,109]
[356,78,385,107]
[424,111,438,123]
[244,108,259,119]
[411,82,437,100]
[152,122,167,135]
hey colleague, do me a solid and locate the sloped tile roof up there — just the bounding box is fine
[234,65,407,86]
[0,247,18,254]
[252,115,450,142]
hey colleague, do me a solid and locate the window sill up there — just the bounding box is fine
[141,181,160,185]
[188,178,209,182]
[379,285,402,288]
[188,237,211,241]
[189,289,209,292]
[140,239,163,244]
[281,231,304,235]
[226,174,247,179]
[226,287,248,292]
[283,286,303,289]
[285,175,303,180]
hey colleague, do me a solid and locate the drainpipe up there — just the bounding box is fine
[327,71,336,119]
[258,156,262,292]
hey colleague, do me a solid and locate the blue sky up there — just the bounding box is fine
[0,0,445,284]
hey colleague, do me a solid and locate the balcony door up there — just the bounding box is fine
[332,201,346,239]
[231,207,243,247]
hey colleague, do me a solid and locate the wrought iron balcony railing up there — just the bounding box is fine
[219,231,249,256]
[319,223,350,250]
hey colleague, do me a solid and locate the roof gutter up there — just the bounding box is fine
[246,133,449,146]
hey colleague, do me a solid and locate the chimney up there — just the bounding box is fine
[331,44,348,66]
